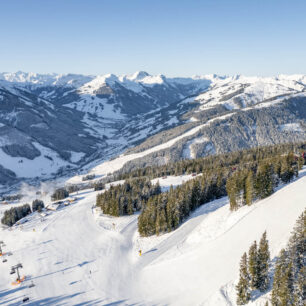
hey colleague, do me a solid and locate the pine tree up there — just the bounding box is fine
[191,180,201,210]
[257,231,270,292]
[254,163,274,199]
[271,249,294,306]
[227,175,239,211]
[245,170,254,206]
[293,266,306,306]
[288,210,306,275]
[127,196,134,215]
[236,252,251,305]
[280,157,294,184]
[248,241,259,289]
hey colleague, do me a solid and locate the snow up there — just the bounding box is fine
[67,111,244,184]
[30,122,49,129]
[70,152,86,163]
[0,71,93,87]
[0,71,214,98]
[0,142,73,178]
[127,71,150,81]
[167,116,179,125]
[182,136,212,159]
[279,122,303,132]
[0,167,305,305]
[151,173,201,192]
[66,123,207,184]
[136,169,306,305]
[194,74,305,111]
[188,116,199,122]
[64,95,125,119]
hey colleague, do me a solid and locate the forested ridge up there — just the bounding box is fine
[96,178,161,217]
[96,142,306,237]
[115,142,306,180]
[236,209,305,305]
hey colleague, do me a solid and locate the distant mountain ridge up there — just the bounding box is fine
[0,71,305,189]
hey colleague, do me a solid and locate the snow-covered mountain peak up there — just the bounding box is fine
[0,71,55,84]
[192,73,227,81]
[0,71,93,88]
[193,74,306,111]
[77,74,121,95]
[128,71,151,81]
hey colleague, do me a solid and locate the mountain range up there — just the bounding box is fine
[0,71,305,189]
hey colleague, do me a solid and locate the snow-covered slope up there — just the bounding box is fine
[0,71,93,87]
[0,169,305,305]
[0,71,214,188]
[194,74,306,110]
[92,75,306,176]
[0,72,306,190]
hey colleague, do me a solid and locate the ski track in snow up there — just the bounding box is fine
[0,169,305,305]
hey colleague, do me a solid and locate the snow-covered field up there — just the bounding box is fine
[0,142,75,179]
[0,169,305,305]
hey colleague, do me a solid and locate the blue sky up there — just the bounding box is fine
[0,0,305,76]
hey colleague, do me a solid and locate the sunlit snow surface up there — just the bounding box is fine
[0,168,305,305]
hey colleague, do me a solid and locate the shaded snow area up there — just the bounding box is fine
[64,95,125,120]
[0,142,74,178]
[279,122,303,132]
[182,137,212,159]
[66,123,208,184]
[0,169,305,305]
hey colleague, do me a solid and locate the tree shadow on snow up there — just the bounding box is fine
[144,248,157,255]
[38,239,53,245]
[30,260,95,281]
[20,292,104,305]
[101,300,140,306]
[0,285,106,305]
[69,280,81,285]
[250,255,279,303]
[54,261,63,265]
[0,287,27,305]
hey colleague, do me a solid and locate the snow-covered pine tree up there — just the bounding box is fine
[248,240,259,289]
[257,231,270,292]
[236,252,251,305]
[288,210,305,275]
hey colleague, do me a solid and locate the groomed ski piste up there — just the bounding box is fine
[0,169,305,305]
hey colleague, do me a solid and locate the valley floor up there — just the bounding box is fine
[0,169,305,305]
